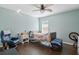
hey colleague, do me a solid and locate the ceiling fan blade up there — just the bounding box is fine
[32,9,40,11]
[32,9,45,13]
[40,10,45,13]
[45,9,53,12]
[32,4,40,8]
[45,4,54,8]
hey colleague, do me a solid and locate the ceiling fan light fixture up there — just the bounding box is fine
[40,10,45,13]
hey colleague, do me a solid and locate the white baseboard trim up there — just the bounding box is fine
[63,42,73,45]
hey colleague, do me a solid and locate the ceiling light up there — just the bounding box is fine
[17,9,21,13]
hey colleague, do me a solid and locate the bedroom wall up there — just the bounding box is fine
[0,7,39,45]
[39,9,79,44]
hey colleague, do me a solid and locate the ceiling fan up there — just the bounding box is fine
[33,4,53,13]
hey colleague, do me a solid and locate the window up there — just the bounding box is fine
[42,21,48,34]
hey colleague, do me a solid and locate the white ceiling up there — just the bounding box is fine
[0,4,79,18]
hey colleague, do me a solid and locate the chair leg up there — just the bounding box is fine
[3,42,9,49]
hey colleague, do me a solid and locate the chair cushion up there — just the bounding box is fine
[7,40,16,48]
[51,38,62,46]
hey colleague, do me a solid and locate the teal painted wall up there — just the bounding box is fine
[0,6,79,44]
[0,7,39,44]
[40,9,79,44]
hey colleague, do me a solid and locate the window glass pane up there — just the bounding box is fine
[42,21,48,34]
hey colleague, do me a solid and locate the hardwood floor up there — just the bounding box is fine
[15,42,77,55]
[0,42,77,55]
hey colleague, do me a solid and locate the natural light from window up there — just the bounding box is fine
[42,21,48,34]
